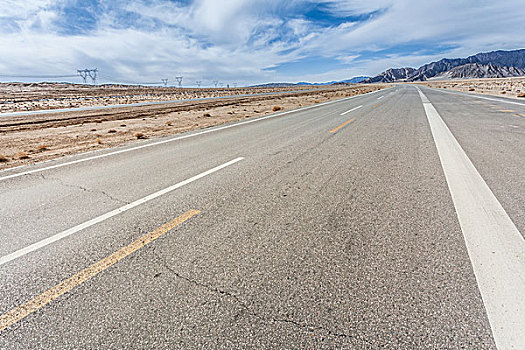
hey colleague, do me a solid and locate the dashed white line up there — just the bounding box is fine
[417,88,525,350]
[377,96,384,100]
[340,105,363,115]
[0,157,244,267]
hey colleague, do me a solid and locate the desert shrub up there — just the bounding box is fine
[468,88,475,91]
[134,132,147,139]
[17,152,30,159]
[0,154,9,163]
[203,113,211,118]
[95,138,103,144]
[108,129,117,133]
[517,93,525,98]
[273,106,281,111]
[37,145,49,151]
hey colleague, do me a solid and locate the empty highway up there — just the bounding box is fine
[0,85,524,349]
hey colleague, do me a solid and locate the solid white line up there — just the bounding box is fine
[0,157,244,267]
[340,105,363,115]
[0,88,387,182]
[417,88,525,350]
[377,96,384,100]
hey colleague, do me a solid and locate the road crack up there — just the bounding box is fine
[152,252,356,341]
[34,173,129,205]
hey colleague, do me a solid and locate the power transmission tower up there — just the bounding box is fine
[196,81,201,88]
[213,80,218,88]
[77,69,89,84]
[161,78,168,86]
[175,76,183,88]
[77,68,98,85]
[88,68,98,84]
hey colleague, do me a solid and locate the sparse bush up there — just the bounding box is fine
[501,91,506,94]
[517,93,525,98]
[273,106,281,111]
[468,88,475,91]
[134,132,147,139]
[203,113,211,118]
[166,121,173,126]
[108,129,117,133]
[0,154,9,163]
[120,124,126,127]
[95,138,103,144]
[90,128,97,132]
[95,119,103,123]
[16,152,30,160]
[37,145,49,152]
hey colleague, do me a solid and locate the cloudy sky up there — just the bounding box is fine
[1,0,524,86]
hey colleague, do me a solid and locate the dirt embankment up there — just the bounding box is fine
[0,84,384,170]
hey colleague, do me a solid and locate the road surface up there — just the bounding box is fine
[1,85,524,349]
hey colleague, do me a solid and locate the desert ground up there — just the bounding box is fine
[420,77,525,99]
[0,84,384,169]
[0,83,324,113]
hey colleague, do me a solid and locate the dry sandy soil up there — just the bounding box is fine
[0,82,322,113]
[420,77,525,99]
[0,84,384,170]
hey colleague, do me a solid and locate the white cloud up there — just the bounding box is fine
[0,0,524,85]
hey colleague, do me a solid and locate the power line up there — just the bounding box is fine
[0,74,78,78]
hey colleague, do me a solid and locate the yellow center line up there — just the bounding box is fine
[330,118,355,133]
[372,103,380,108]
[0,209,200,332]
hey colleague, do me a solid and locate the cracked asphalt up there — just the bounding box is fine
[1,85,523,348]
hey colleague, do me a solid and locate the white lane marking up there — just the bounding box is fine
[0,88,387,182]
[377,96,384,100]
[417,88,525,350]
[428,87,525,106]
[340,105,363,116]
[0,157,243,267]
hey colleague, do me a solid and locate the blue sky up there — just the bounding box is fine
[1,0,524,86]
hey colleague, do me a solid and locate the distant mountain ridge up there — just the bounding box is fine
[433,63,525,80]
[364,49,525,83]
[251,76,369,88]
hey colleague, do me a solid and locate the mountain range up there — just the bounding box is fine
[364,49,525,83]
[251,76,369,88]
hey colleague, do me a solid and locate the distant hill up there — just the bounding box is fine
[339,76,370,84]
[251,76,370,88]
[364,49,525,83]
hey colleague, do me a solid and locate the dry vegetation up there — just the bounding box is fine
[0,82,331,114]
[0,84,384,169]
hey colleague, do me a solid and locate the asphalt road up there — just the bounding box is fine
[1,85,523,349]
